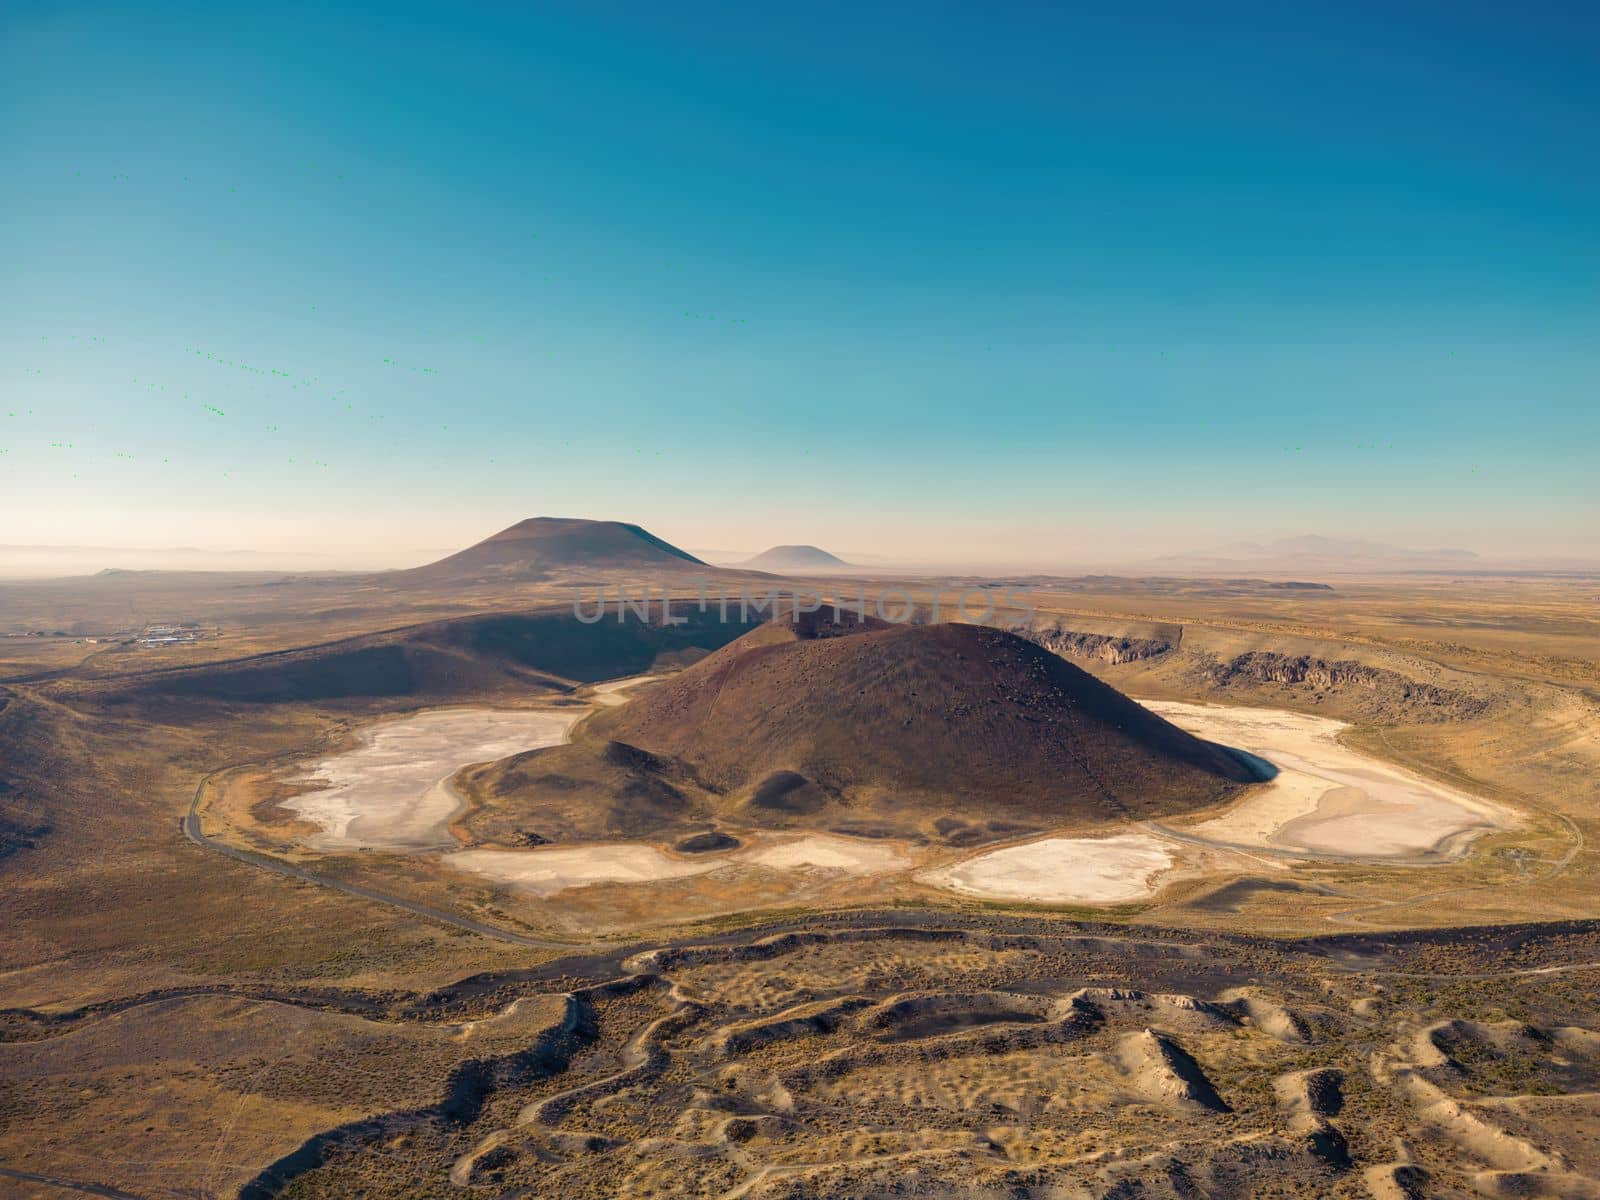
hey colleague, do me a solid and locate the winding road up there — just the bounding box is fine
[0,1166,147,1199]
[180,797,568,950]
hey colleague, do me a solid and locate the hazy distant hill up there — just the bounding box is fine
[1159,534,1479,572]
[400,517,705,581]
[740,544,852,570]
[0,543,381,579]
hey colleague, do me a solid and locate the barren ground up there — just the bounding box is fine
[2,570,1597,1197]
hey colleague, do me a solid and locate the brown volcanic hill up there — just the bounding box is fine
[578,612,1256,834]
[403,517,705,581]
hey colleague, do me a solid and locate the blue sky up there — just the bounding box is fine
[2,1,1595,566]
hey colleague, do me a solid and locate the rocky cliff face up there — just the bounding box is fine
[1204,652,1490,720]
[1020,626,1493,724]
[1024,626,1174,665]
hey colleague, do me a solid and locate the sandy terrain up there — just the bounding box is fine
[922,832,1176,903]
[586,674,662,706]
[284,708,581,851]
[1147,701,1514,859]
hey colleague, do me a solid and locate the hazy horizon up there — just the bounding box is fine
[2,515,1596,582]
[5,3,1596,567]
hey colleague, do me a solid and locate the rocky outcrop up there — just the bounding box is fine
[1204,652,1490,720]
[1023,626,1174,665]
[240,994,597,1200]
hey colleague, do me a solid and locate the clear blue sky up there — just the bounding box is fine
[3,1,1596,566]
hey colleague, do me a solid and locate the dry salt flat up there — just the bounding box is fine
[919,700,1518,906]
[1145,701,1514,860]
[276,671,921,894]
[449,832,910,894]
[281,681,1504,905]
[448,843,720,896]
[921,832,1178,904]
[284,707,581,851]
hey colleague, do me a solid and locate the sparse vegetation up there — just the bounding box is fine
[3,559,1599,1196]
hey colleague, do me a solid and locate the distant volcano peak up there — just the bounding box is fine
[742,544,851,570]
[404,517,704,580]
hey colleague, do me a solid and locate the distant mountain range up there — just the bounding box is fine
[1158,535,1480,572]
[9,522,1590,586]
[0,543,397,579]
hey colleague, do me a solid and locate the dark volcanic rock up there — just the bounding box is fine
[674,831,740,853]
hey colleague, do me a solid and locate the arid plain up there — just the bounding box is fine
[3,519,1599,1199]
